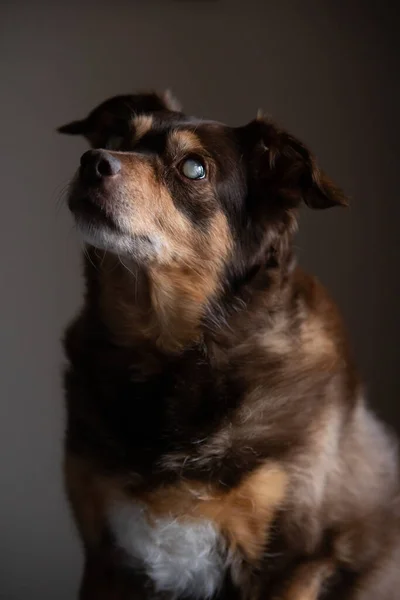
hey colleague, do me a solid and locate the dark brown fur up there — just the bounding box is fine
[60,91,400,599]
[58,90,181,148]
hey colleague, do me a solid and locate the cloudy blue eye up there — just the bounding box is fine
[181,158,206,180]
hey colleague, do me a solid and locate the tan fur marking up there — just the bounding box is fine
[260,313,292,356]
[65,454,286,564]
[64,454,143,548]
[168,129,205,157]
[98,210,232,351]
[64,454,113,547]
[260,277,339,373]
[139,463,287,561]
[131,114,153,142]
[260,313,336,368]
[111,153,195,259]
[148,211,233,350]
[95,152,233,350]
[275,560,333,600]
[300,315,337,367]
[149,265,216,350]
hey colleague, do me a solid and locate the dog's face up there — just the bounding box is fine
[63,92,347,295]
[67,115,245,271]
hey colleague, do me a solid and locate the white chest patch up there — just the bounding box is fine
[108,501,227,599]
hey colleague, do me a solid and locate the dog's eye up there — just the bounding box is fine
[181,158,206,180]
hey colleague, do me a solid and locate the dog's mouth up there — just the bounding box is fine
[67,150,163,258]
[68,191,118,231]
[66,176,152,257]
[67,148,128,234]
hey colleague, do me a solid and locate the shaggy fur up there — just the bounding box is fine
[59,91,400,600]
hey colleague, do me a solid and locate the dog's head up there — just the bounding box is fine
[63,93,347,348]
[64,96,346,266]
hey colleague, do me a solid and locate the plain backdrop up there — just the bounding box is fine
[0,1,399,598]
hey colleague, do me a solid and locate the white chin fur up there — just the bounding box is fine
[76,219,136,255]
[75,219,162,260]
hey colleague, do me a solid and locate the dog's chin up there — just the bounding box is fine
[74,216,160,261]
[75,217,131,253]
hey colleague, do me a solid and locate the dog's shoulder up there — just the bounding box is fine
[291,266,350,357]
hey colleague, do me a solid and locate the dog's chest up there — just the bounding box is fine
[108,500,227,599]
[78,352,240,467]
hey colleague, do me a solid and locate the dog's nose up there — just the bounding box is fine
[80,149,121,184]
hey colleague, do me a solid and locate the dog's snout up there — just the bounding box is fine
[80,149,121,184]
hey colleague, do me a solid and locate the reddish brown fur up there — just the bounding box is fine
[66,455,287,562]
[273,560,334,600]
[60,91,400,600]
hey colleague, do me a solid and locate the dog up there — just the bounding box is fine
[59,91,400,599]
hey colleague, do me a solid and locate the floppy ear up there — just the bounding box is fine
[57,90,182,146]
[280,130,348,209]
[237,117,348,210]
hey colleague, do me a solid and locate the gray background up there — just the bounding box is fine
[0,1,398,598]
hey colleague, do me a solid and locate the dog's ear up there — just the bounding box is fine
[57,120,89,136]
[57,90,182,147]
[236,117,348,210]
[161,89,182,112]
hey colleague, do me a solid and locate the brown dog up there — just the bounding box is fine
[59,91,400,600]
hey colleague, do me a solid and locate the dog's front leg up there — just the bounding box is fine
[78,552,153,600]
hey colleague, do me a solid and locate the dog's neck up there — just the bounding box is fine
[84,250,222,353]
[83,246,294,355]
